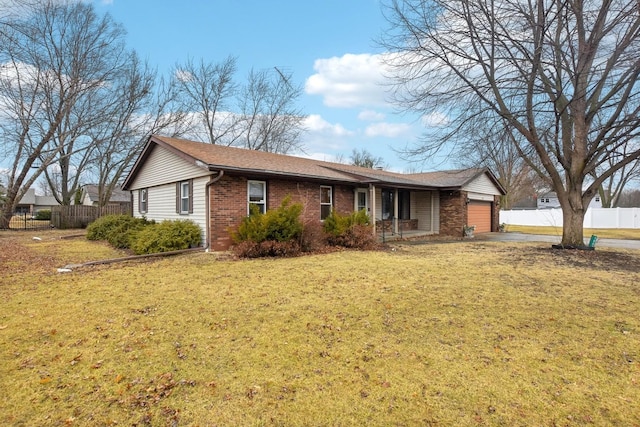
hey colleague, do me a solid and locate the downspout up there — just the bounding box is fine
[205,170,225,252]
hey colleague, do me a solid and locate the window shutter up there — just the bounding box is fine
[138,189,142,213]
[176,182,180,214]
[188,179,194,213]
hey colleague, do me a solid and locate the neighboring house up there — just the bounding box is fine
[15,188,60,215]
[537,192,603,209]
[81,184,131,207]
[537,192,561,209]
[122,135,506,251]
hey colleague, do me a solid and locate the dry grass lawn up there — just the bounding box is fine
[1,230,640,426]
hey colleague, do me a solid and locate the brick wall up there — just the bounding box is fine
[208,175,355,251]
[439,190,467,237]
[209,175,247,251]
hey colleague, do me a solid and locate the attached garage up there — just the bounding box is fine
[467,200,492,233]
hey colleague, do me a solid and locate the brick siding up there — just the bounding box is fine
[208,175,355,251]
[439,190,467,237]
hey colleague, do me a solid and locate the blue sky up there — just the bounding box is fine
[94,0,431,171]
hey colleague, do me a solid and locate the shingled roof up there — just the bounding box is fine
[123,135,504,193]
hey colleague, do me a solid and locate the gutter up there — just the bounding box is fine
[204,170,225,251]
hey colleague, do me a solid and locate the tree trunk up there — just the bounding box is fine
[561,208,586,246]
[560,187,586,247]
[0,209,11,229]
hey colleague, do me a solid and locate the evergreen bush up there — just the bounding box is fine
[130,220,201,255]
[323,209,377,249]
[86,214,152,249]
[231,197,304,257]
[34,209,51,220]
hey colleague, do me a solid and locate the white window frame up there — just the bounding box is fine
[180,181,190,214]
[320,185,333,220]
[248,180,266,214]
[139,188,148,214]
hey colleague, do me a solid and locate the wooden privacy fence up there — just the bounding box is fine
[51,204,131,229]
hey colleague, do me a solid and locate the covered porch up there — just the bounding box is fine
[354,184,440,239]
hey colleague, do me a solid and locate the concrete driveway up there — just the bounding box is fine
[478,232,640,250]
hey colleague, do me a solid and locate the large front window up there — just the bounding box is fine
[382,189,410,220]
[248,181,266,214]
[320,186,332,220]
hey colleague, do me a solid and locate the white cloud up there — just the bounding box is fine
[174,69,193,82]
[421,112,450,127]
[305,53,392,108]
[358,109,385,121]
[304,114,353,137]
[364,122,412,138]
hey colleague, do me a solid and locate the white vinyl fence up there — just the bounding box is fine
[500,208,640,229]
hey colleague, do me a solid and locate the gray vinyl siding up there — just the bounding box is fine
[127,145,211,246]
[413,191,438,232]
[128,145,210,190]
[464,173,501,199]
[413,191,429,231]
[431,191,440,233]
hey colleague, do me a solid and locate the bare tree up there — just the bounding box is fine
[382,0,640,246]
[617,188,640,207]
[239,67,306,154]
[0,0,133,226]
[455,122,545,209]
[589,139,640,207]
[85,60,191,208]
[350,148,386,169]
[174,56,241,146]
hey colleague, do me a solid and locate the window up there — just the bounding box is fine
[139,188,148,214]
[320,186,332,220]
[248,181,266,214]
[356,189,367,212]
[382,189,410,220]
[176,180,193,214]
[595,196,600,202]
[382,189,393,220]
[398,190,410,220]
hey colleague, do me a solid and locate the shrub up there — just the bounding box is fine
[34,209,51,220]
[130,220,202,255]
[231,197,305,258]
[86,215,152,249]
[232,240,301,258]
[323,209,370,237]
[299,220,328,253]
[323,210,377,249]
[232,197,303,244]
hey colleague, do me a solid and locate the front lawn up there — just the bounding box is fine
[1,231,639,426]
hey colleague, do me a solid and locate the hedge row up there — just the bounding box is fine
[231,198,378,258]
[86,215,201,255]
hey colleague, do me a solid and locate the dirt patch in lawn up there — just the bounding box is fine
[513,245,640,273]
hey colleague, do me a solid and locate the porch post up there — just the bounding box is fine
[394,189,399,234]
[369,184,376,236]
